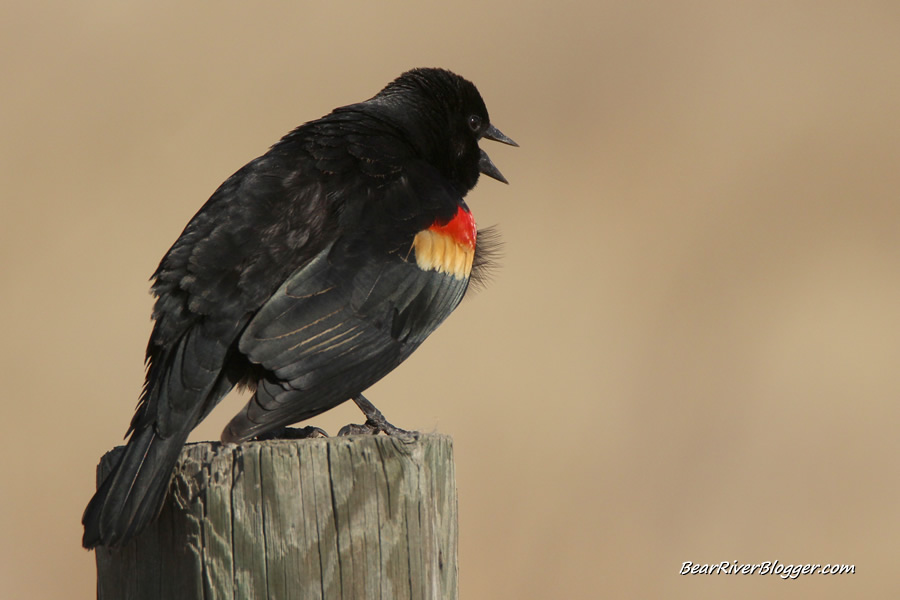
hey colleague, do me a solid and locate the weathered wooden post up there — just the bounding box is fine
[93,434,458,600]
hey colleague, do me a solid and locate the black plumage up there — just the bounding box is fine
[82,67,516,548]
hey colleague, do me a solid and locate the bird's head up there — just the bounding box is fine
[368,68,518,192]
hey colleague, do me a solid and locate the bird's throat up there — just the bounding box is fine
[412,206,476,279]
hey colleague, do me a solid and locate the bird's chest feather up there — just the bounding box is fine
[410,205,476,280]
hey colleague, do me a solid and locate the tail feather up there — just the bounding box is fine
[82,424,190,548]
[83,319,244,548]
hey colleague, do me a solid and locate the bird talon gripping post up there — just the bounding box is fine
[82,68,516,549]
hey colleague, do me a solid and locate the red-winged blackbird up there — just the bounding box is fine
[82,68,516,548]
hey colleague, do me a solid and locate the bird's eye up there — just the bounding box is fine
[468,115,482,132]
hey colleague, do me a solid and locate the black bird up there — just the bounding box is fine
[82,68,516,548]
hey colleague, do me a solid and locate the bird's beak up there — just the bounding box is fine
[483,124,518,147]
[479,124,518,184]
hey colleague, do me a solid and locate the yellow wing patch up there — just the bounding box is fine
[412,229,475,280]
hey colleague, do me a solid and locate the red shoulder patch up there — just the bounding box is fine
[412,205,477,279]
[428,205,476,249]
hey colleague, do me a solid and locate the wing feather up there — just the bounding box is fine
[226,239,469,442]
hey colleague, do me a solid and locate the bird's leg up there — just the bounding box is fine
[254,425,329,440]
[338,394,418,439]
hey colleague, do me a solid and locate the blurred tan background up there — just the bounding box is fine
[3,1,899,598]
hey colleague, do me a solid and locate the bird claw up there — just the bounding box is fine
[338,418,418,441]
[254,425,329,440]
[338,422,375,436]
[373,420,418,441]
[338,420,419,442]
[339,393,419,440]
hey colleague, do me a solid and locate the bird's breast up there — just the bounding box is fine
[411,205,476,280]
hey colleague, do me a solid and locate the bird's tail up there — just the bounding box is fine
[82,316,249,548]
[82,422,192,549]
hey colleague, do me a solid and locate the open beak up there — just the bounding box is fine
[479,124,518,184]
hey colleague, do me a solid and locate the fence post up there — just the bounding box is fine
[93,434,458,600]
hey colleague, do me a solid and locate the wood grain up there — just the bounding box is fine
[94,434,457,600]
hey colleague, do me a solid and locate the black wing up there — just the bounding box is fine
[222,228,470,443]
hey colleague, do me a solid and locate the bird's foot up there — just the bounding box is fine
[338,394,418,441]
[254,425,328,440]
[337,419,417,440]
